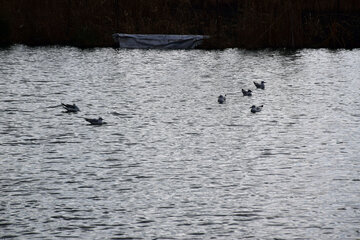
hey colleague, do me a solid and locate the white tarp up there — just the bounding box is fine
[112,33,209,49]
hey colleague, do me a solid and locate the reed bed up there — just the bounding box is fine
[0,0,359,48]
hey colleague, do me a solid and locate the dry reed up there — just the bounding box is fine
[0,0,359,48]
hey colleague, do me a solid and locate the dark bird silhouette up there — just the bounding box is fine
[61,103,80,113]
[253,81,265,89]
[218,94,226,104]
[250,105,263,113]
[85,117,106,125]
[242,89,252,96]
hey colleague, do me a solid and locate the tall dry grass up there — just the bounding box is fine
[0,0,359,48]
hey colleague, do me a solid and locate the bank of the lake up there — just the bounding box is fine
[1,0,360,49]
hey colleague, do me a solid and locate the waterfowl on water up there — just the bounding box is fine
[85,117,106,125]
[242,89,252,96]
[253,81,265,89]
[61,103,80,113]
[250,105,263,113]
[218,94,226,104]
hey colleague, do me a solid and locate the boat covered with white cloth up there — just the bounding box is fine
[112,33,209,49]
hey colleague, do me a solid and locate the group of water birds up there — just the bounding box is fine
[61,80,265,124]
[61,103,105,125]
[218,81,265,113]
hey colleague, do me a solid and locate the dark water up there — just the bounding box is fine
[1,45,359,239]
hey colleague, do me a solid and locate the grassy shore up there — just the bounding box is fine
[1,0,359,48]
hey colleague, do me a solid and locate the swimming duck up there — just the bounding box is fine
[85,117,106,125]
[253,81,265,89]
[250,105,263,113]
[218,94,226,104]
[242,89,252,96]
[61,103,80,113]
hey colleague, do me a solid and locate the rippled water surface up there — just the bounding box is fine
[1,45,359,239]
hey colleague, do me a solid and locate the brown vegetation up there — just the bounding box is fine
[0,0,359,48]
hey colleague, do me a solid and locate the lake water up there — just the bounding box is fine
[0,45,359,239]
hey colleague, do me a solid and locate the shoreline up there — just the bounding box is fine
[1,0,359,49]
